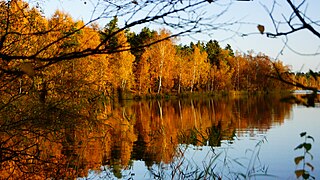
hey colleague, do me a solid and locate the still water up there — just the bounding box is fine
[84,94,320,179]
[1,94,319,179]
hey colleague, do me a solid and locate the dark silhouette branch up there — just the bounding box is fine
[263,0,320,40]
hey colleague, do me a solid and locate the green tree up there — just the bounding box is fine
[205,40,221,66]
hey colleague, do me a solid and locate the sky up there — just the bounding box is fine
[41,0,320,72]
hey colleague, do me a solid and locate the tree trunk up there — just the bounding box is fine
[191,64,196,92]
[158,75,162,94]
[178,73,181,94]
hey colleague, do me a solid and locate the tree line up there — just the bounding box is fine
[91,16,293,96]
[1,0,311,106]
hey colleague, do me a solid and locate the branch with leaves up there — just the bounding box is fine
[294,132,315,180]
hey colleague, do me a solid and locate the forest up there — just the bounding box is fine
[2,0,319,104]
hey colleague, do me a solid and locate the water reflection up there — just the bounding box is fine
[0,94,292,179]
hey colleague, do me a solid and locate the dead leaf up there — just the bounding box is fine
[257,24,265,34]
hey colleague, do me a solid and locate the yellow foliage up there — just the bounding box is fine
[141,29,177,92]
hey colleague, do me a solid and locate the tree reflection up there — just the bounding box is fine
[0,94,292,178]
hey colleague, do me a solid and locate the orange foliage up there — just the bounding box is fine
[140,29,177,93]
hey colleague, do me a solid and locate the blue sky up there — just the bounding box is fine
[41,0,320,72]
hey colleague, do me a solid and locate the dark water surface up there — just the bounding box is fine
[1,94,319,179]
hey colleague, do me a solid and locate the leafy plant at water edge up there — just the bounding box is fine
[294,132,315,179]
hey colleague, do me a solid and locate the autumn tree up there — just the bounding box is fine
[0,0,231,96]
[175,45,193,93]
[127,27,156,62]
[102,18,135,97]
[127,27,156,94]
[232,53,250,91]
[140,29,177,93]
[189,43,210,92]
[205,41,235,91]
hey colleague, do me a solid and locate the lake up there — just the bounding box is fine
[83,94,320,179]
[1,94,319,179]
